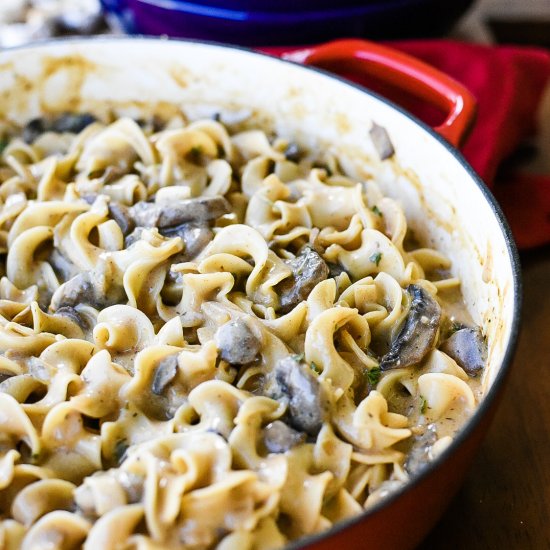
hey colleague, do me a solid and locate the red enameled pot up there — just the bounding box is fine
[0,37,520,549]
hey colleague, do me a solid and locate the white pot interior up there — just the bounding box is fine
[0,38,517,406]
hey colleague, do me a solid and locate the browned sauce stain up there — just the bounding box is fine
[482,240,493,284]
[0,59,34,119]
[290,102,307,120]
[390,162,456,235]
[38,55,97,113]
[169,66,190,89]
[15,75,35,111]
[334,113,352,134]
[0,61,14,72]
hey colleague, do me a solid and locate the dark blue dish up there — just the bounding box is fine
[100,0,474,46]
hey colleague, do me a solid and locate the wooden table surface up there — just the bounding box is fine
[419,247,550,549]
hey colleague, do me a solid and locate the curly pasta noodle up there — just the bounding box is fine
[0,111,485,549]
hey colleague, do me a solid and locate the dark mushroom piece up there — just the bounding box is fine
[49,249,79,282]
[151,354,179,395]
[144,354,188,421]
[129,196,231,229]
[113,439,129,467]
[124,227,146,249]
[404,424,437,474]
[370,122,395,160]
[326,261,347,279]
[128,201,161,228]
[55,306,89,331]
[108,202,135,236]
[380,284,441,371]
[157,196,230,226]
[50,272,94,310]
[22,113,96,144]
[81,195,97,205]
[284,142,301,163]
[267,356,330,436]
[22,118,48,144]
[0,371,14,384]
[50,271,125,311]
[262,420,306,454]
[50,113,97,134]
[159,222,213,260]
[276,246,329,314]
[214,319,261,365]
[440,327,487,376]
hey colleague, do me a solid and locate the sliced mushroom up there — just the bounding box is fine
[50,271,125,311]
[128,201,160,228]
[370,122,395,160]
[124,227,146,249]
[113,439,129,466]
[268,356,330,436]
[440,327,486,376]
[22,118,48,144]
[262,420,306,454]
[49,248,79,282]
[284,142,301,163]
[22,113,96,143]
[380,284,441,371]
[81,194,97,205]
[327,261,346,279]
[159,222,213,260]
[51,272,94,309]
[214,319,261,365]
[160,196,230,226]
[50,113,97,134]
[141,372,185,422]
[151,354,178,395]
[108,202,135,236]
[55,306,89,331]
[129,196,230,229]
[0,371,14,384]
[277,246,329,313]
[405,424,437,474]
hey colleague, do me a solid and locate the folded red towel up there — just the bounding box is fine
[263,41,550,249]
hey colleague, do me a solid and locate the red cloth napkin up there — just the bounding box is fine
[263,41,550,250]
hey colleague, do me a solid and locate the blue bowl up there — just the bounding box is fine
[172,0,369,12]
[101,0,474,46]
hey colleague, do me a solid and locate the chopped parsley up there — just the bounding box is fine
[369,251,383,266]
[291,353,305,362]
[420,396,428,415]
[448,320,464,335]
[310,361,321,374]
[371,205,383,217]
[366,366,381,387]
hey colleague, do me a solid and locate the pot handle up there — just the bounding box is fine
[283,39,477,148]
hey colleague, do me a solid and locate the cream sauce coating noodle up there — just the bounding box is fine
[0,112,485,549]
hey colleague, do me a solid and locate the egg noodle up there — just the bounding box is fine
[0,113,483,549]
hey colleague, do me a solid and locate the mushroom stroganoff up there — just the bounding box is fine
[0,111,486,549]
